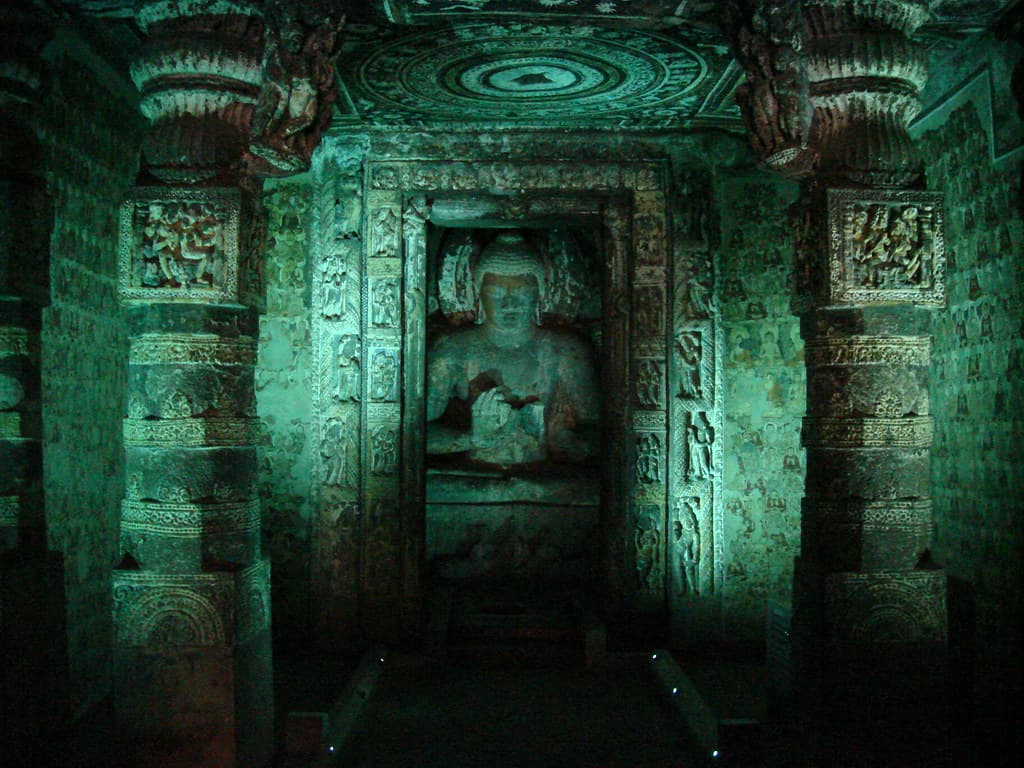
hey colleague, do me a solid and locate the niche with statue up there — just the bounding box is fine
[424,227,604,584]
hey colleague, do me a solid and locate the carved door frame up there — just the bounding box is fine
[311,152,721,640]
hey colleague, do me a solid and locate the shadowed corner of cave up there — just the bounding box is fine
[2,1,1023,767]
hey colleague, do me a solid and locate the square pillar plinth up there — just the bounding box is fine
[112,559,273,768]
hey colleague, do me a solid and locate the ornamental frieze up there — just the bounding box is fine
[130,334,257,366]
[113,573,231,648]
[368,348,400,402]
[122,417,261,447]
[634,359,666,410]
[113,560,271,648]
[633,503,664,594]
[824,570,947,647]
[802,498,932,526]
[804,335,932,367]
[684,411,714,482]
[632,410,667,431]
[635,432,665,484]
[0,412,24,439]
[120,499,261,537]
[634,285,665,338]
[670,494,704,597]
[321,412,359,489]
[368,205,401,259]
[368,161,662,193]
[370,425,400,476]
[802,416,934,448]
[0,326,30,357]
[0,496,17,527]
[674,326,714,406]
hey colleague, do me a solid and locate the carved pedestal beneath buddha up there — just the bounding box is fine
[426,469,601,584]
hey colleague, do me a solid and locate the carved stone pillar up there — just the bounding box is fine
[113,1,342,761]
[726,0,948,757]
[110,2,340,765]
[0,9,51,555]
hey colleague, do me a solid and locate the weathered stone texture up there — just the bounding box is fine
[257,179,315,637]
[922,102,1023,666]
[39,49,143,710]
[720,175,804,650]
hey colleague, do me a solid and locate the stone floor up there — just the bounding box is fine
[315,654,701,768]
[36,642,1021,768]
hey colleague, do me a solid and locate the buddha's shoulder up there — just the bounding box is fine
[537,328,594,357]
[428,326,486,355]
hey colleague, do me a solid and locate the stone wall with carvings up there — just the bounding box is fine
[719,174,804,651]
[247,130,810,652]
[920,101,1023,676]
[257,179,316,639]
[39,49,143,710]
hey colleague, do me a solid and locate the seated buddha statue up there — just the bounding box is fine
[425,231,599,469]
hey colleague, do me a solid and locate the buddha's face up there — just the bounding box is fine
[478,272,539,332]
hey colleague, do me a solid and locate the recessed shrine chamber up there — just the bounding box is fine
[423,228,603,585]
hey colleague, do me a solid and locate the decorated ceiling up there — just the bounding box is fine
[335,20,739,129]
[57,0,1021,131]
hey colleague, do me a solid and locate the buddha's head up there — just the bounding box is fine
[473,232,547,329]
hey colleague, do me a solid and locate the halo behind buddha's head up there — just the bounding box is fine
[473,231,547,302]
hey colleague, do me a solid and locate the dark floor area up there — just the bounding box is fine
[329,654,701,768]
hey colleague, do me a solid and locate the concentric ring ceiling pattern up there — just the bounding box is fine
[344,23,720,128]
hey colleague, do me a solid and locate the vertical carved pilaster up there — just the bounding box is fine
[601,201,633,617]
[669,172,722,644]
[311,139,365,642]
[795,186,947,653]
[630,190,669,613]
[400,195,431,629]
[359,183,403,636]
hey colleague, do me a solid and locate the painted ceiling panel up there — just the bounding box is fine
[336,21,741,129]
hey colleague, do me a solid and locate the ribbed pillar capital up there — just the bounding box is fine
[722,0,934,185]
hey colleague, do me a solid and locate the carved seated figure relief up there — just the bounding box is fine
[426,231,600,472]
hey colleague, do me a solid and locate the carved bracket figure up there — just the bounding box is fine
[721,0,814,175]
[249,4,345,174]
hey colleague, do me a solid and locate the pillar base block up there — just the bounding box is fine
[112,559,273,768]
[791,559,951,766]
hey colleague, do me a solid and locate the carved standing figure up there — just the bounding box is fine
[687,411,714,481]
[426,231,600,468]
[674,499,701,596]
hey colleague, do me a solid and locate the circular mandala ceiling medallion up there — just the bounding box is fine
[355,25,706,123]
